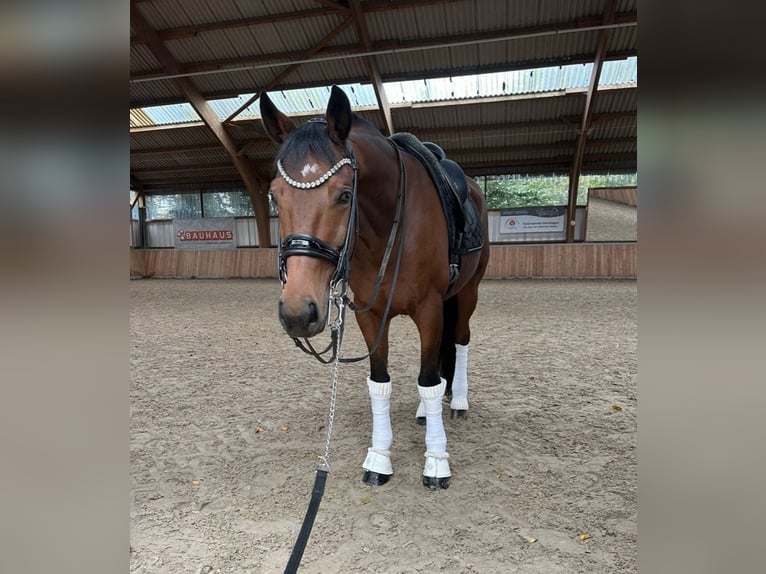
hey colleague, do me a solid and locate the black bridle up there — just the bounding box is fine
[275,136,408,364]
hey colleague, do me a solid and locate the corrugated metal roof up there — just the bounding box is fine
[130,80,184,106]
[130,43,161,74]
[607,22,637,52]
[593,86,637,114]
[131,0,637,107]
[130,125,219,150]
[130,0,637,184]
[131,148,230,170]
[590,119,638,141]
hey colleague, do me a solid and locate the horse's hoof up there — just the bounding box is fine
[416,416,426,426]
[422,475,450,490]
[450,409,467,419]
[362,470,392,486]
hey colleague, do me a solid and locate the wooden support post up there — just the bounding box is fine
[349,0,394,135]
[131,5,273,247]
[566,0,618,242]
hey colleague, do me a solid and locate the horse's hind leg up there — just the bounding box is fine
[441,296,458,397]
[449,277,482,419]
[355,312,394,486]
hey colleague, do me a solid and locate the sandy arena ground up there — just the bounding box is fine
[130,275,636,573]
[585,198,637,242]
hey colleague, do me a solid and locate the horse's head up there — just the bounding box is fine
[260,86,355,338]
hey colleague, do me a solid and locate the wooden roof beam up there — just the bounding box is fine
[130,112,635,145]
[403,112,635,138]
[136,136,634,163]
[245,107,629,149]
[137,153,635,182]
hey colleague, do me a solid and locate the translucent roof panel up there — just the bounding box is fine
[130,57,636,126]
[599,56,637,86]
[219,82,376,121]
[386,57,636,104]
[130,102,201,128]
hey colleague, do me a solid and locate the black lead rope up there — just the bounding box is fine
[283,292,345,573]
[281,143,408,573]
[283,469,328,574]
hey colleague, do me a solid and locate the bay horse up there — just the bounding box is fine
[260,86,489,490]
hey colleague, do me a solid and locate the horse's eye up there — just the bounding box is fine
[336,189,352,205]
[268,192,279,214]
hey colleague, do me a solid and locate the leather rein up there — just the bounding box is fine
[275,137,408,364]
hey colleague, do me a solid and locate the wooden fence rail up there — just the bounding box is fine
[131,243,636,279]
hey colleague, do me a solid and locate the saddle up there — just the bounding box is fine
[389,132,484,284]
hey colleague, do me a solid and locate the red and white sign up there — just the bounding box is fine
[176,229,233,241]
[173,218,236,249]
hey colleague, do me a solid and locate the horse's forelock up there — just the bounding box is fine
[277,120,338,173]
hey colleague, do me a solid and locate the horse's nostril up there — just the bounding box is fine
[307,301,318,325]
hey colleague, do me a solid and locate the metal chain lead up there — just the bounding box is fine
[319,292,345,471]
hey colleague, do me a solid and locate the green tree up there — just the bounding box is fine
[478,173,636,208]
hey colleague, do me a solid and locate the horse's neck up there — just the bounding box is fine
[348,131,403,279]
[354,142,400,242]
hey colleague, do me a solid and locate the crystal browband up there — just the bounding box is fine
[277,157,353,189]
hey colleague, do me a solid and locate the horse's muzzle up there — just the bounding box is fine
[278,297,325,338]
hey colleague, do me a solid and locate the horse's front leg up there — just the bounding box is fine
[355,311,393,486]
[414,295,451,490]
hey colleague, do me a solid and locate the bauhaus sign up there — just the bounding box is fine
[173,218,236,249]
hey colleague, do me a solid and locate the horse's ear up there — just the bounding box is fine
[259,91,295,144]
[326,85,352,144]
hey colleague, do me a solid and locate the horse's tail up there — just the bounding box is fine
[439,295,458,397]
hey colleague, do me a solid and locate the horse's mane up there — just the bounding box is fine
[277,113,376,173]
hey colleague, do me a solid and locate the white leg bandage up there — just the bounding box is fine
[419,379,450,478]
[363,378,393,475]
[419,379,447,454]
[450,343,469,411]
[368,378,392,451]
